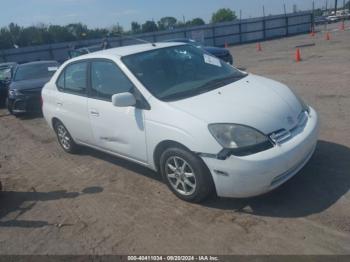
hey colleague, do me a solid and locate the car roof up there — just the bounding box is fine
[165,38,196,43]
[69,42,185,61]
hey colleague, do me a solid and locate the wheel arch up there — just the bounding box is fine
[51,117,61,129]
[153,140,194,172]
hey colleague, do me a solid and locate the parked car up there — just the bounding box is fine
[0,62,17,106]
[7,61,59,115]
[326,16,341,23]
[68,38,111,59]
[314,16,328,25]
[42,43,318,202]
[68,45,104,59]
[165,38,233,65]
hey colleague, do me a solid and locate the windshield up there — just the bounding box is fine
[122,45,247,101]
[14,63,58,81]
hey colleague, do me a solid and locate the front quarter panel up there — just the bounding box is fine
[144,98,222,170]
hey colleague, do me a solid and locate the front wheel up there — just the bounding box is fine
[160,147,215,202]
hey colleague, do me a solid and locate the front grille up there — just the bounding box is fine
[270,111,309,144]
[21,89,41,95]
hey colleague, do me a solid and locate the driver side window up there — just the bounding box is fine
[91,61,134,101]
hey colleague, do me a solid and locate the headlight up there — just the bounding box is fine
[208,124,269,149]
[290,88,309,113]
[8,89,22,97]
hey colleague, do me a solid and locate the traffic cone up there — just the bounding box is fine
[256,42,262,51]
[295,48,301,62]
[310,26,315,37]
[224,41,229,48]
[325,32,331,40]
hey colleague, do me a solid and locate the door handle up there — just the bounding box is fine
[90,110,99,117]
[57,102,63,106]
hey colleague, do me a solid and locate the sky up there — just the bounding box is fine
[0,0,340,30]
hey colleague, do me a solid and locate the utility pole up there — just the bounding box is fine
[262,5,266,17]
[283,3,287,15]
[335,0,338,13]
[312,1,315,31]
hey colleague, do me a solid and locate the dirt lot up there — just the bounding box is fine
[0,23,350,255]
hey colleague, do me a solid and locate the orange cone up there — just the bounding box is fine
[325,32,331,40]
[256,42,262,51]
[295,48,301,62]
[310,30,315,37]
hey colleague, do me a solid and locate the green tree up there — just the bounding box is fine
[48,25,75,43]
[211,8,237,23]
[157,16,177,30]
[186,18,205,26]
[66,23,88,39]
[141,20,158,33]
[110,24,124,36]
[313,8,324,17]
[0,27,13,49]
[131,21,141,34]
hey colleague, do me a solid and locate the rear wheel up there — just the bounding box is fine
[160,147,214,202]
[54,121,79,154]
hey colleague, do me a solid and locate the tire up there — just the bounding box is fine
[6,98,13,115]
[53,120,79,154]
[159,146,215,202]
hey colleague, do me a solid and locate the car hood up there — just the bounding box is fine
[203,46,229,56]
[9,77,51,91]
[168,74,303,134]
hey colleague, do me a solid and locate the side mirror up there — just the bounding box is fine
[112,92,136,107]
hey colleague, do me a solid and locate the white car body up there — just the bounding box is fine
[42,42,319,198]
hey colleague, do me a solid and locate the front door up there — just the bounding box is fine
[87,60,147,163]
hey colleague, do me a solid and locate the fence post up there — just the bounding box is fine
[212,25,216,46]
[239,21,242,44]
[286,15,289,36]
[49,44,54,60]
[262,17,266,40]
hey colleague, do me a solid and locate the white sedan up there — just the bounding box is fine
[42,42,318,202]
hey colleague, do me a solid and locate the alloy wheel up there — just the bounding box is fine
[165,156,197,196]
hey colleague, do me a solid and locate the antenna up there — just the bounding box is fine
[108,32,156,47]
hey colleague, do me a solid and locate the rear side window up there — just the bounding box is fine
[56,62,88,95]
[91,61,134,101]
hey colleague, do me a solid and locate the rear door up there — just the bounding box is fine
[87,59,148,163]
[55,61,94,143]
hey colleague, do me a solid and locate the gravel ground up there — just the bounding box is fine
[0,22,350,255]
